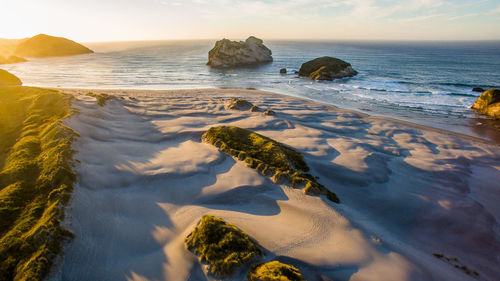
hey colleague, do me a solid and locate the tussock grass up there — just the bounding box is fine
[202,126,339,203]
[0,86,77,281]
[85,92,113,106]
[185,215,262,277]
[248,261,306,281]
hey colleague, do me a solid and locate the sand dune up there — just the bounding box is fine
[49,89,500,281]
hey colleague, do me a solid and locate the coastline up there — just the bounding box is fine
[50,86,500,281]
[53,87,500,145]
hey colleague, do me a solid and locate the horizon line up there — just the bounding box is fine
[80,37,500,44]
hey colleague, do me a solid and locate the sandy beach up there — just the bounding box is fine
[47,88,500,281]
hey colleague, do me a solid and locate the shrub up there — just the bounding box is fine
[248,261,306,281]
[185,215,262,277]
[202,126,339,203]
[86,92,113,106]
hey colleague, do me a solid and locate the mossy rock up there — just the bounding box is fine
[185,215,262,277]
[298,57,357,81]
[202,126,339,203]
[14,34,93,58]
[0,69,22,86]
[248,261,306,281]
[472,89,500,119]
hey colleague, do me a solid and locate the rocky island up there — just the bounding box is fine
[299,56,358,81]
[13,34,93,58]
[207,36,272,67]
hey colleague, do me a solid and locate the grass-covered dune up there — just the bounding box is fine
[248,261,306,281]
[0,86,77,281]
[202,126,339,203]
[0,70,22,86]
[85,92,114,107]
[185,215,262,277]
[13,34,93,58]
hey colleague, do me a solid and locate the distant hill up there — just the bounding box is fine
[0,38,25,57]
[13,34,93,58]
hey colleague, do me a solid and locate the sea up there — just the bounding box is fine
[3,40,500,141]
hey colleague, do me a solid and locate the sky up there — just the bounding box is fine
[1,0,500,42]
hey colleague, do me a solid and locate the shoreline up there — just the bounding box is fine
[53,87,500,146]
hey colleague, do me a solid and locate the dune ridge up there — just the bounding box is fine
[51,88,500,281]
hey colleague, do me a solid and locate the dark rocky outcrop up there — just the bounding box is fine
[14,34,93,58]
[472,89,500,119]
[299,56,357,81]
[472,87,485,93]
[207,36,272,67]
[280,68,287,74]
[0,69,22,86]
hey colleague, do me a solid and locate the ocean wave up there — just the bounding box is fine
[446,92,478,97]
[353,86,433,95]
[437,82,498,89]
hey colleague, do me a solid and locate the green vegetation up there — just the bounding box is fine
[248,261,306,281]
[202,126,339,203]
[0,86,77,281]
[471,89,500,119]
[185,215,262,277]
[86,92,113,106]
[0,56,27,65]
[298,56,357,81]
[0,70,22,86]
[14,34,93,58]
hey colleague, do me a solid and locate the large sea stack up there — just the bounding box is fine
[14,34,93,58]
[472,89,500,119]
[207,36,272,67]
[299,56,358,81]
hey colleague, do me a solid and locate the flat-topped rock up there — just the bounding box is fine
[472,89,500,119]
[299,56,358,81]
[207,36,272,68]
[0,69,22,86]
[14,34,93,58]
